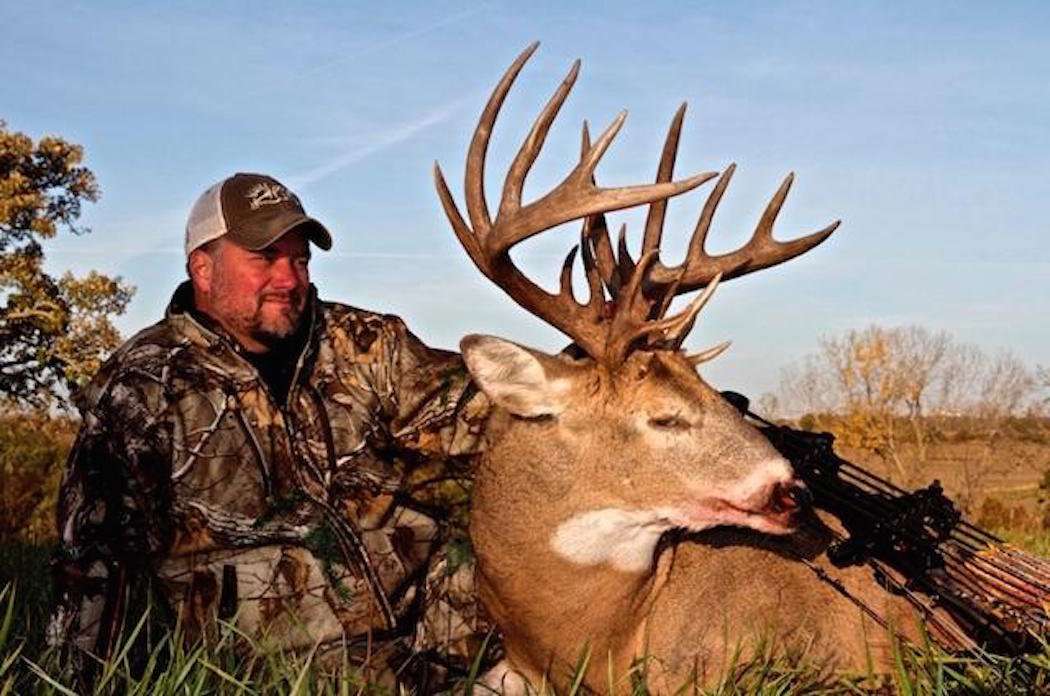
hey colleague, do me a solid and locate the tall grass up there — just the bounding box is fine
[4,531,1049,694]
[0,577,1047,695]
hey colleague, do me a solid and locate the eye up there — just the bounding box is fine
[648,414,690,431]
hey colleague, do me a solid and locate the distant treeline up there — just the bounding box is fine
[0,413,76,543]
[793,411,1050,446]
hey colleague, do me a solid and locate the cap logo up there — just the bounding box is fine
[246,181,293,210]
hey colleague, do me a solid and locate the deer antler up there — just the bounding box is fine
[582,103,840,354]
[598,103,840,297]
[436,44,838,366]
[434,42,716,363]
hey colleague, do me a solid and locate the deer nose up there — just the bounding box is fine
[770,481,811,513]
[788,483,812,508]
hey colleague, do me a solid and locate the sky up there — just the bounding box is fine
[3,1,1048,399]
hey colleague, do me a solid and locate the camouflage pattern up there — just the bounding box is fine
[50,281,493,682]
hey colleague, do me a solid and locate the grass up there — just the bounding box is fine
[2,540,1048,694]
[997,528,1050,557]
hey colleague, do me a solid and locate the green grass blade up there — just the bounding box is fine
[0,585,13,655]
[199,657,258,693]
[21,656,80,696]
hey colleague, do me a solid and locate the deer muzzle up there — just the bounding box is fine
[681,460,808,535]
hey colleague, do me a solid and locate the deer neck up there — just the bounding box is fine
[472,443,675,680]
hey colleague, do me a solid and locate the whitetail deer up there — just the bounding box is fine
[435,44,968,693]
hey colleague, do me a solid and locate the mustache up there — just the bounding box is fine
[258,290,304,305]
[256,289,306,310]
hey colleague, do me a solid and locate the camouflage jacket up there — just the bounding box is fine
[50,282,491,679]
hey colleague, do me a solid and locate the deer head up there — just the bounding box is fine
[435,42,834,547]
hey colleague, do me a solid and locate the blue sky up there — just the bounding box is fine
[3,1,1048,398]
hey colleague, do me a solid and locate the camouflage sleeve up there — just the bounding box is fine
[374,317,496,671]
[380,317,490,460]
[48,369,174,662]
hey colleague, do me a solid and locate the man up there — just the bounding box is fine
[50,173,491,684]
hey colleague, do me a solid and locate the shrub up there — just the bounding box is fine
[0,412,76,542]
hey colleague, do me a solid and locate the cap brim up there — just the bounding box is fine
[244,215,333,252]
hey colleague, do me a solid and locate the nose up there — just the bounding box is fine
[269,257,303,290]
[770,480,811,513]
[788,483,812,508]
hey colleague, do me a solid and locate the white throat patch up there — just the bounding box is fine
[550,508,677,573]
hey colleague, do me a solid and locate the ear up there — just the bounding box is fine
[187,248,214,293]
[460,334,571,418]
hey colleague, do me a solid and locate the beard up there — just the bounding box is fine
[211,288,307,349]
[246,291,307,345]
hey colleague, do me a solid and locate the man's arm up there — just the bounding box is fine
[369,316,494,674]
[377,317,490,462]
[49,375,173,664]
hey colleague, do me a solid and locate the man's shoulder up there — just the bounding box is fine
[116,319,188,362]
[318,300,417,348]
[74,317,194,412]
[319,300,407,328]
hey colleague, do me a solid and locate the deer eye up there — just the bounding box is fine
[648,415,690,431]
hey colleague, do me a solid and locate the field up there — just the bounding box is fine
[2,415,1049,693]
[1,540,1049,694]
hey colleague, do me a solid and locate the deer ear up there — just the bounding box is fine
[460,334,568,417]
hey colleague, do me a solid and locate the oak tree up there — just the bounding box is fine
[0,120,133,406]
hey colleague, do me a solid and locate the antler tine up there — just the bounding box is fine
[579,121,620,295]
[485,106,716,256]
[556,235,605,316]
[434,163,484,267]
[616,224,636,281]
[661,273,721,348]
[687,340,732,366]
[616,249,659,318]
[559,245,579,299]
[749,173,842,268]
[499,58,581,217]
[641,102,687,256]
[579,225,606,316]
[467,41,539,236]
[685,162,735,267]
[585,211,619,294]
[635,272,723,350]
[649,169,841,292]
[650,266,683,322]
[757,172,800,244]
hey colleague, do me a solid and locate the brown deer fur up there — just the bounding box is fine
[464,340,937,692]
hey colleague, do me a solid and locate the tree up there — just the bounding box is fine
[778,325,1036,488]
[0,411,76,541]
[1033,365,1049,411]
[0,120,133,406]
[819,326,918,479]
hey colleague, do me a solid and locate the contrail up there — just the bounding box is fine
[236,4,493,102]
[295,4,493,80]
[287,97,468,188]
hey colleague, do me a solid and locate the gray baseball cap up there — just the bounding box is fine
[185,173,333,256]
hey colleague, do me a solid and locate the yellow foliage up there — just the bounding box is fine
[0,120,132,407]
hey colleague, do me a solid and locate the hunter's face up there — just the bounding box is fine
[199,231,311,351]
